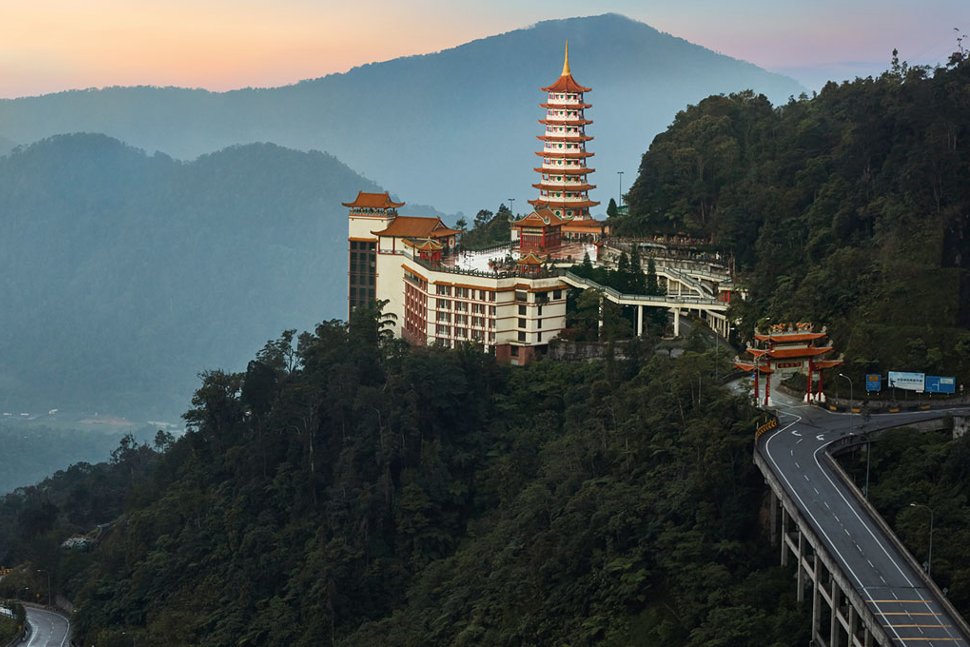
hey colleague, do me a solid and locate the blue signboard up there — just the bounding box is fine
[924,375,956,394]
[865,374,882,392]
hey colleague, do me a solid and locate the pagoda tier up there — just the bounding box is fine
[527,198,599,210]
[532,182,597,192]
[532,43,598,220]
[534,166,597,175]
[535,150,595,159]
[536,134,594,143]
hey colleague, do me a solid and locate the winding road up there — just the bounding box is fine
[14,606,70,647]
[760,385,970,645]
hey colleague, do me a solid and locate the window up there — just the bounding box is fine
[553,290,562,299]
[517,332,526,342]
[518,305,526,315]
[515,290,527,302]
[518,318,526,328]
[511,346,520,356]
[436,299,451,309]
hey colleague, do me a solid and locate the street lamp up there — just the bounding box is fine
[36,569,51,607]
[617,171,625,206]
[838,373,854,408]
[507,197,515,216]
[909,503,935,577]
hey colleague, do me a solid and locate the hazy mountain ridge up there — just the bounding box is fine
[0,14,805,213]
[0,134,389,419]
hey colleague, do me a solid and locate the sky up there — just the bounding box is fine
[1,0,967,98]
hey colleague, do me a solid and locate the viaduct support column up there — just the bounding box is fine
[637,305,644,337]
[830,579,841,647]
[796,529,805,603]
[780,506,789,566]
[671,309,681,337]
[812,555,822,646]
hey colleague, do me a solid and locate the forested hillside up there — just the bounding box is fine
[618,56,970,382]
[0,309,807,646]
[0,135,387,419]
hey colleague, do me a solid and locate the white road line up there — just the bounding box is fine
[812,443,960,643]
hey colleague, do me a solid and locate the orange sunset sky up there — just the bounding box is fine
[2,0,966,98]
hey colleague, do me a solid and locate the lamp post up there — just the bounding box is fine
[507,197,515,217]
[838,373,854,408]
[909,503,935,577]
[617,171,624,206]
[36,569,51,607]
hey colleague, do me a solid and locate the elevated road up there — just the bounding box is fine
[758,385,970,645]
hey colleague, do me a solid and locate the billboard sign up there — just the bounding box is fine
[865,374,882,392]
[924,375,956,394]
[888,371,925,392]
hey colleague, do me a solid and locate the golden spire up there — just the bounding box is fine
[562,40,571,76]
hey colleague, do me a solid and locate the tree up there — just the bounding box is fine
[607,198,618,218]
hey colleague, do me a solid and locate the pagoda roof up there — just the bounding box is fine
[814,359,845,369]
[372,216,459,238]
[540,118,593,126]
[516,252,545,266]
[529,198,600,209]
[512,207,566,228]
[535,151,595,159]
[532,182,596,192]
[734,361,775,374]
[754,332,828,343]
[342,191,404,209]
[537,134,594,143]
[541,42,592,93]
[750,346,834,359]
[541,101,592,109]
[535,166,596,175]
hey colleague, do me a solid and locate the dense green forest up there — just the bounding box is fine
[0,308,807,646]
[617,55,970,385]
[0,134,389,419]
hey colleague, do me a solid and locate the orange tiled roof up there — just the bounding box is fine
[513,208,566,228]
[342,191,405,209]
[543,75,592,93]
[372,216,459,238]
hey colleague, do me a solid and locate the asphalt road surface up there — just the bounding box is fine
[14,606,70,647]
[760,384,970,646]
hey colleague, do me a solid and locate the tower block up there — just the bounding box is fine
[530,42,599,220]
[344,191,403,318]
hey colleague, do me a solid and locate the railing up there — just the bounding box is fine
[561,272,726,308]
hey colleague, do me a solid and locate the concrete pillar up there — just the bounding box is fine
[796,529,805,603]
[830,580,841,647]
[848,605,857,647]
[636,305,644,337]
[863,627,872,647]
[769,491,778,546]
[812,555,822,646]
[671,309,681,336]
[780,507,789,566]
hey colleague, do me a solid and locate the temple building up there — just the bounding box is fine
[529,43,603,237]
[734,323,843,405]
[343,46,616,365]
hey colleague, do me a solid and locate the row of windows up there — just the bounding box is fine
[349,240,376,251]
[546,143,584,150]
[434,285,497,301]
[434,329,497,342]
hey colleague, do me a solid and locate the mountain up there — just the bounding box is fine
[0,14,805,214]
[0,134,16,156]
[0,134,403,419]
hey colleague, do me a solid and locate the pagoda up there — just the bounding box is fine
[530,42,599,221]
